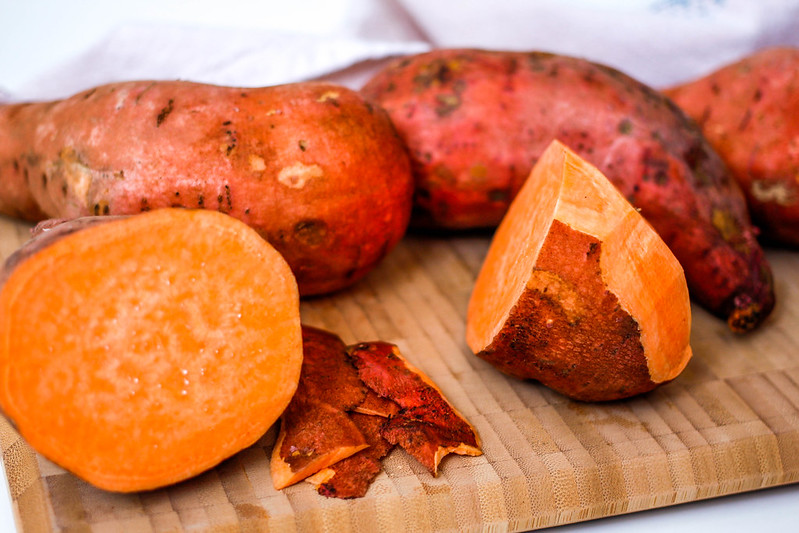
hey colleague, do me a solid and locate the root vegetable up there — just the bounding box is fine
[466,141,692,402]
[664,47,799,247]
[0,208,303,492]
[361,48,774,332]
[0,80,414,296]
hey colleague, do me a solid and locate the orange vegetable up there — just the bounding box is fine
[466,141,692,402]
[0,208,303,492]
[0,80,414,296]
[664,47,799,247]
[362,48,774,333]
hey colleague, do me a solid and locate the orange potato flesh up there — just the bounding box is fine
[466,140,692,401]
[0,208,303,492]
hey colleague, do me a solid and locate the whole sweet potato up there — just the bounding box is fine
[361,49,774,332]
[665,47,799,247]
[0,81,414,296]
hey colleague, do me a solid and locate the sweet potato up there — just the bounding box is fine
[0,80,414,296]
[0,208,303,492]
[664,47,799,246]
[361,48,774,332]
[466,141,692,402]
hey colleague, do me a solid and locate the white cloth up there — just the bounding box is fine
[1,0,799,103]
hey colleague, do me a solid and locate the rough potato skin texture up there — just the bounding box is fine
[478,220,653,402]
[361,49,774,331]
[665,47,799,247]
[0,81,414,296]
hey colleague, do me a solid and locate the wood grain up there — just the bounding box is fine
[0,214,797,532]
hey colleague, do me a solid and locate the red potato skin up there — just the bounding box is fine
[361,49,774,332]
[664,47,799,247]
[0,81,414,296]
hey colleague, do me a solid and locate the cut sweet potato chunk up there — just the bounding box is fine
[347,341,482,475]
[306,412,395,499]
[466,140,692,402]
[0,208,303,492]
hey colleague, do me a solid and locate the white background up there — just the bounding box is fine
[1,0,799,531]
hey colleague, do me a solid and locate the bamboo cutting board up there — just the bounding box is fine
[1,214,798,532]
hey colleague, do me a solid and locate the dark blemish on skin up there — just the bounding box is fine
[225,185,232,210]
[294,219,328,247]
[299,140,308,151]
[753,89,762,102]
[618,118,633,135]
[222,120,232,126]
[61,183,68,196]
[224,130,238,155]
[12,159,19,173]
[141,198,150,211]
[738,109,752,131]
[83,88,97,100]
[41,173,46,187]
[240,92,248,98]
[435,93,461,117]
[488,189,509,202]
[245,208,250,215]
[156,99,175,127]
[198,194,205,208]
[103,205,110,215]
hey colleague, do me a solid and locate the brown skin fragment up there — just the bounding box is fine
[306,413,395,499]
[477,220,653,402]
[361,49,774,332]
[272,398,368,490]
[347,342,482,475]
[269,325,369,490]
[297,326,367,411]
[0,81,414,296]
[353,388,400,418]
[665,47,799,247]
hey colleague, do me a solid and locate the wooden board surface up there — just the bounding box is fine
[1,214,798,532]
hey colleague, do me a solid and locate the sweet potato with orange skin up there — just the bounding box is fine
[0,208,303,492]
[361,49,774,332]
[664,47,799,247]
[467,141,692,402]
[0,80,414,296]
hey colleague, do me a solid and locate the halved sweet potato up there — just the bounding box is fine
[466,140,692,402]
[0,208,303,492]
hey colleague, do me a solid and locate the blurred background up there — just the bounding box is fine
[3,0,799,102]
